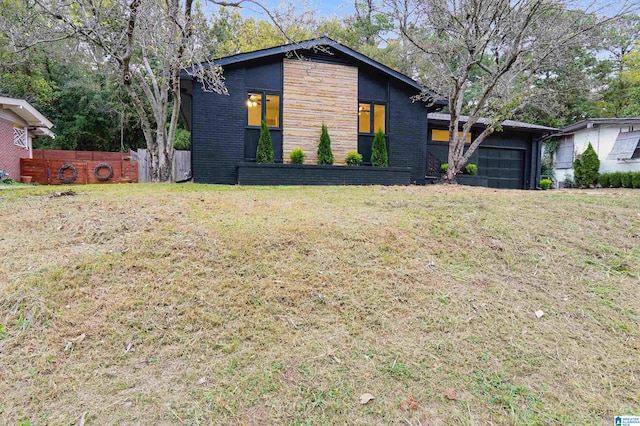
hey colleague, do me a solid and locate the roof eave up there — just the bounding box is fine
[186,37,442,100]
[0,97,54,129]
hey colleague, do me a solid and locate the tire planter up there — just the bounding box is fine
[58,164,78,184]
[94,162,114,181]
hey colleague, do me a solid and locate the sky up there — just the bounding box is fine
[309,0,354,17]
[202,0,355,20]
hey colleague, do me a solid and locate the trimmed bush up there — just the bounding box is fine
[345,151,363,166]
[370,129,388,167]
[610,172,622,188]
[465,163,478,175]
[289,148,305,164]
[621,172,633,188]
[256,120,274,163]
[598,173,610,188]
[440,163,449,173]
[174,128,190,150]
[540,179,552,190]
[573,143,599,187]
[317,124,334,165]
[632,172,640,188]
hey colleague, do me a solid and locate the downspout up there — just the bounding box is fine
[534,135,543,189]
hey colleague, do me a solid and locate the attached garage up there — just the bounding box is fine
[427,113,555,190]
[477,147,525,189]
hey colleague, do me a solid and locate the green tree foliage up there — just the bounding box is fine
[573,143,600,187]
[317,124,334,165]
[370,129,388,166]
[256,120,274,163]
[0,45,144,152]
[174,129,190,150]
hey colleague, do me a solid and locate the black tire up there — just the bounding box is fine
[58,164,77,184]
[94,163,114,181]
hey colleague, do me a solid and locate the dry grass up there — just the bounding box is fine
[0,183,638,425]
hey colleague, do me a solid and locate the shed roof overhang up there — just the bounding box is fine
[427,112,557,134]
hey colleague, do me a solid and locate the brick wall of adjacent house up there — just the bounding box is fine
[0,116,30,180]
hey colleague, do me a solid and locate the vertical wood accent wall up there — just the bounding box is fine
[283,59,358,164]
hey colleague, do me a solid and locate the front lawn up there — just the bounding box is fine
[1,184,638,424]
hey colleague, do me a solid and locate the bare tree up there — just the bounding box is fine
[388,0,636,184]
[2,0,300,182]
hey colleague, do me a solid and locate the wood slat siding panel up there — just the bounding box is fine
[283,59,358,164]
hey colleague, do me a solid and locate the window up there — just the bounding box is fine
[13,126,28,149]
[358,103,371,133]
[431,129,472,143]
[606,130,640,161]
[247,92,280,128]
[374,104,385,134]
[358,101,386,134]
[555,135,574,169]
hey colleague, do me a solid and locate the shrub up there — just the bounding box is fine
[174,128,190,150]
[289,148,305,164]
[345,151,363,166]
[440,163,449,173]
[256,120,274,163]
[317,124,334,165]
[562,176,575,188]
[621,172,634,188]
[598,173,610,188]
[632,172,640,189]
[609,172,622,188]
[573,143,599,187]
[370,129,388,167]
[540,179,552,190]
[465,163,478,175]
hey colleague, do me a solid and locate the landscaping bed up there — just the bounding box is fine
[237,162,412,185]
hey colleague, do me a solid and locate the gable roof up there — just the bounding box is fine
[428,112,556,132]
[0,96,55,137]
[185,37,445,104]
[554,117,640,135]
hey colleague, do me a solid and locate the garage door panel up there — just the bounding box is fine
[478,148,525,189]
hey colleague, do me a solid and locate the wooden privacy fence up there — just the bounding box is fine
[21,149,138,185]
[132,149,191,182]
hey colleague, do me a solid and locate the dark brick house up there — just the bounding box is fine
[180,38,554,189]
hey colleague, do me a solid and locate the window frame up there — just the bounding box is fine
[245,90,282,130]
[358,100,387,135]
[555,135,575,169]
[430,128,472,144]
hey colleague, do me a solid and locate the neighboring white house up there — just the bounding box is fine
[549,118,640,187]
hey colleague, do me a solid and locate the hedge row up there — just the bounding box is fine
[599,171,640,188]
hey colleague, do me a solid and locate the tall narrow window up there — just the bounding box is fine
[373,104,385,134]
[247,93,262,126]
[265,94,280,128]
[358,103,371,133]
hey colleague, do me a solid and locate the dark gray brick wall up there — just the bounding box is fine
[388,81,428,184]
[237,163,412,185]
[192,68,246,184]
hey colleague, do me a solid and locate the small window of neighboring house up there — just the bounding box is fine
[555,136,574,169]
[606,130,640,161]
[13,126,28,149]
